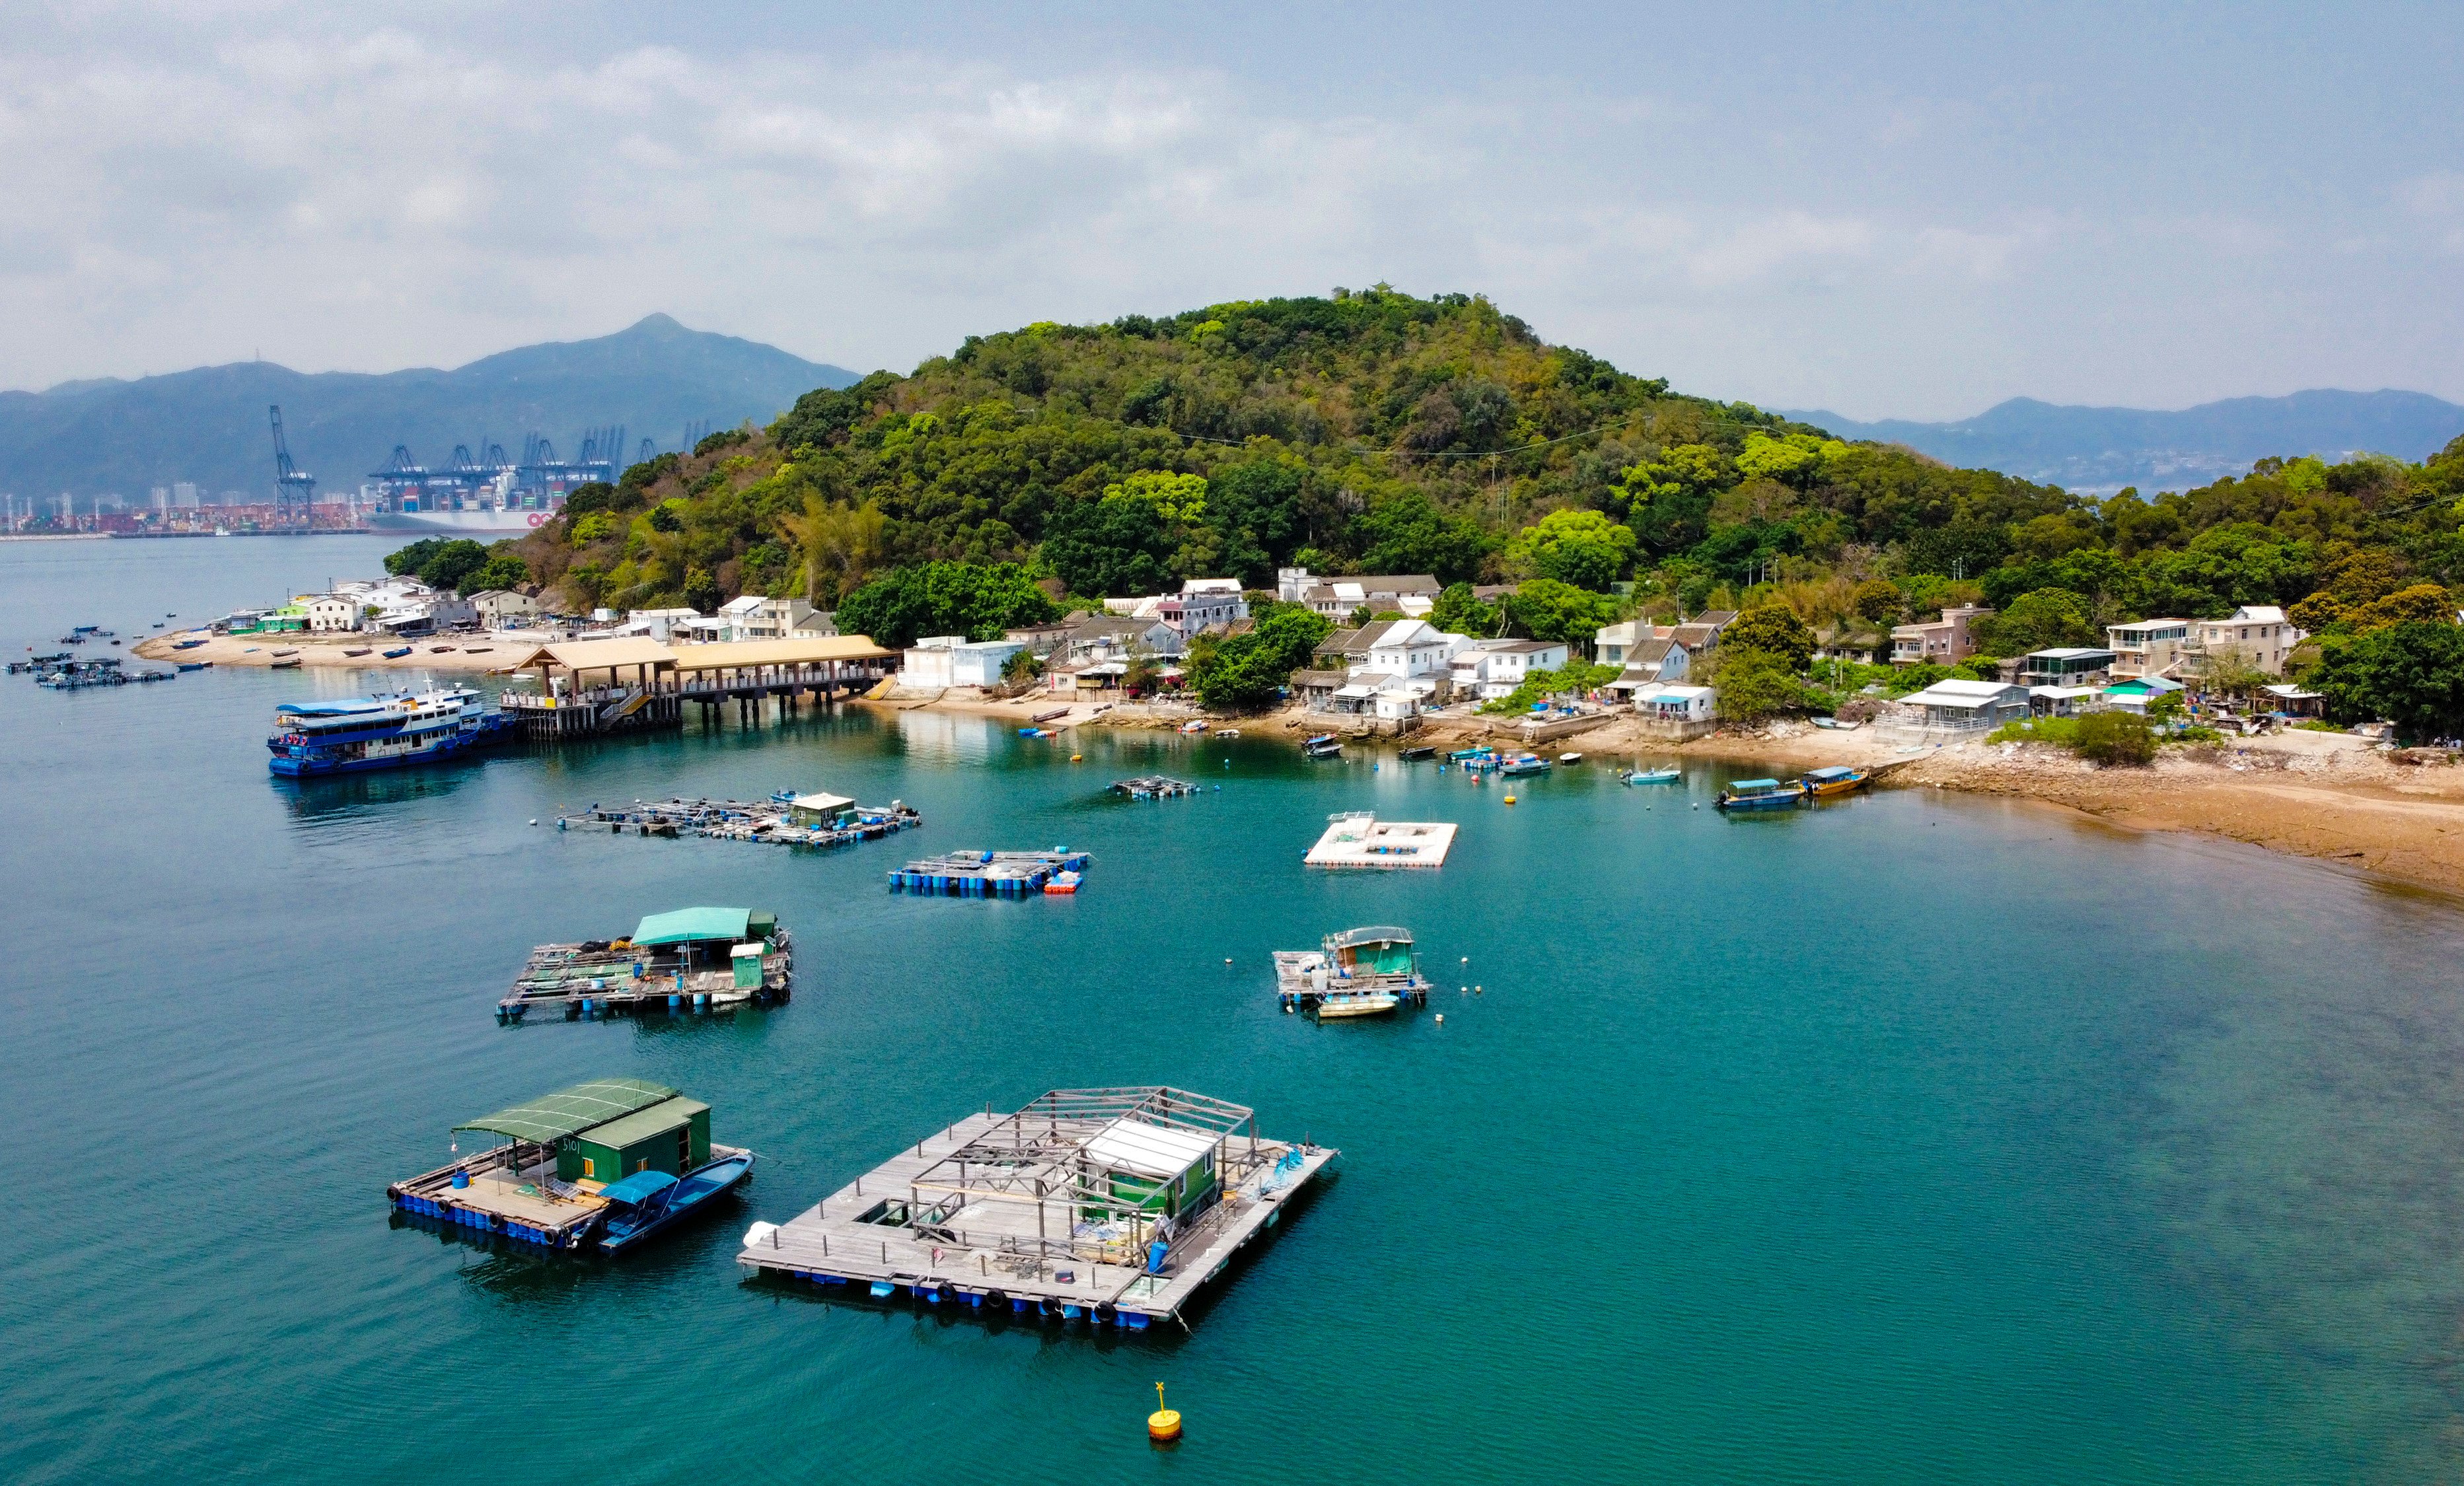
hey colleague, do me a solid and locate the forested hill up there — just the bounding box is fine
[513,287,2085,619]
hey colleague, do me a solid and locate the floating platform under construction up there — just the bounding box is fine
[559,791,919,847]
[739,1086,1333,1330]
[1302,812,1457,869]
[890,849,1090,897]
[497,907,791,1023]
[1110,775,1198,799]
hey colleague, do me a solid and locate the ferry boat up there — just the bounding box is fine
[266,688,519,776]
[1799,765,1869,798]
[1272,925,1433,1018]
[1716,777,1805,811]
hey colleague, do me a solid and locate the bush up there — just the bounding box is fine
[1708,649,1811,723]
[2072,710,2156,765]
[1476,660,1622,715]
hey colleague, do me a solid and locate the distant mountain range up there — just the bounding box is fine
[0,314,862,503]
[1781,389,2464,493]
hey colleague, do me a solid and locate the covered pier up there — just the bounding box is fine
[497,635,898,740]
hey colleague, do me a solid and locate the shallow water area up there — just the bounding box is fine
[6,536,2464,1483]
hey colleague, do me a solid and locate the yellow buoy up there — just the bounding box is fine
[1070,754,1083,762]
[1504,793,1517,804]
[1148,1382,1182,1443]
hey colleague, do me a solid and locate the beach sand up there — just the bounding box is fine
[133,630,515,672]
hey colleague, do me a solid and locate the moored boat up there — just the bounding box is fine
[1302,734,1343,759]
[1498,752,1551,777]
[1272,925,1432,1016]
[177,660,212,672]
[1800,765,1869,798]
[1399,745,1437,761]
[1716,777,1805,810]
[1620,766,1681,785]
[266,687,519,776]
[382,647,413,658]
[596,1152,756,1254]
[1558,752,1583,765]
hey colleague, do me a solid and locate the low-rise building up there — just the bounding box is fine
[793,609,839,637]
[627,607,702,641]
[1894,679,2032,730]
[1354,619,1466,684]
[469,589,539,627]
[715,594,813,641]
[900,635,1026,688]
[2105,618,2193,679]
[305,594,361,633]
[1276,568,1443,619]
[2029,684,2103,717]
[1594,619,1652,664]
[1891,604,1992,666]
[1450,638,1568,699]
[1064,614,1182,662]
[2017,648,2117,688]
[1157,579,1249,638]
[2194,606,2299,675]
[2101,676,2186,713]
[1632,682,1718,734]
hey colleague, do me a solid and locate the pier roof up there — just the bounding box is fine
[456,1077,678,1144]
[505,635,896,675]
[632,906,752,946]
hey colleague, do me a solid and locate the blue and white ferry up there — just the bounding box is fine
[267,688,518,776]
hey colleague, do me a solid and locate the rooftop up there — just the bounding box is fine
[632,905,752,946]
[455,1077,679,1145]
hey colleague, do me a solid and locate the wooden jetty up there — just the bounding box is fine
[390,1076,747,1250]
[497,906,791,1022]
[1302,812,1457,869]
[1110,775,1197,800]
[889,849,1090,897]
[497,635,898,742]
[559,791,920,847]
[739,1086,1334,1330]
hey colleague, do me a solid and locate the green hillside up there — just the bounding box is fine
[486,287,2464,732]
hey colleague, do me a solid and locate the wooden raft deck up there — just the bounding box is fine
[738,1112,1336,1327]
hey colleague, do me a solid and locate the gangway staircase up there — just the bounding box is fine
[598,686,651,725]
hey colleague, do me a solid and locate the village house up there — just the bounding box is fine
[2016,647,2118,688]
[1275,567,1444,619]
[791,609,840,637]
[2105,618,2193,680]
[1890,604,1992,666]
[715,595,814,641]
[1449,638,1568,700]
[900,635,1026,688]
[304,594,361,633]
[1156,579,1249,638]
[2193,606,2300,675]
[1893,678,2033,730]
[468,588,540,627]
[1602,637,1689,700]
[1064,614,1183,663]
[1630,682,1718,736]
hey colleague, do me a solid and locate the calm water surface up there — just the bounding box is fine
[5,536,2464,1483]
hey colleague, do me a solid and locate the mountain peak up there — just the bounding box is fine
[624,312,687,336]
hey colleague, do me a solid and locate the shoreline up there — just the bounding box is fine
[873,688,2464,900]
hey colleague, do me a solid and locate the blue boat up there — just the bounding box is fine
[382,646,413,658]
[266,687,519,776]
[1716,777,1805,810]
[1498,752,1551,777]
[1619,766,1681,785]
[595,1152,756,1254]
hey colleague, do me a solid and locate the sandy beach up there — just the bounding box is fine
[132,629,516,672]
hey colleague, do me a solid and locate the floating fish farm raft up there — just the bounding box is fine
[739,1086,1333,1330]
[1302,812,1457,869]
[497,907,791,1023]
[1110,775,1197,799]
[890,849,1091,897]
[558,792,920,847]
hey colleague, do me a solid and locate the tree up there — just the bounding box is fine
[1500,579,1618,647]
[1428,581,1499,637]
[1476,660,1621,714]
[1720,604,1814,672]
[384,537,491,592]
[2349,583,2455,633]
[1504,509,1638,590]
[835,562,1062,648]
[778,496,888,604]
[1973,587,2095,656]
[1708,649,1807,723]
[458,553,530,596]
[2313,621,2464,739]
[1352,491,1492,583]
[2072,711,2156,766]
[1190,602,1332,711]
[1851,579,1902,625]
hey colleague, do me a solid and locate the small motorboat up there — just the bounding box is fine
[151,621,164,628]
[430,645,456,653]
[1214,728,1241,738]
[1399,746,1437,761]
[1717,777,1805,811]
[1498,752,1550,777]
[594,1152,757,1254]
[1800,765,1869,798]
[1043,870,1082,896]
[382,647,413,658]
[343,647,372,656]
[172,638,207,650]
[270,657,303,669]
[464,646,492,654]
[1303,734,1342,759]
[1620,767,1681,785]
[1558,752,1583,765]
[177,661,212,672]
[272,648,299,657]
[1179,719,1206,733]
[1313,988,1401,1019]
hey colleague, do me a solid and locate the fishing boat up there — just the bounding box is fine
[595,1152,757,1254]
[1557,752,1583,765]
[382,647,413,658]
[272,648,299,657]
[1716,777,1805,811]
[270,658,303,669]
[1302,734,1343,759]
[1619,766,1681,785]
[172,638,207,650]
[1800,765,1869,798]
[430,645,455,653]
[151,621,165,629]
[176,661,212,672]
[266,687,519,776]
[1498,752,1551,777]
[1272,925,1432,1017]
[343,647,372,656]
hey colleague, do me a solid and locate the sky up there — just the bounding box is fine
[3,0,2461,421]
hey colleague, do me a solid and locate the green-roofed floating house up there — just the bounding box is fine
[495,906,792,1024]
[388,1077,754,1252]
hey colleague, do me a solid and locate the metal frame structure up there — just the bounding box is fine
[894,1087,1262,1265]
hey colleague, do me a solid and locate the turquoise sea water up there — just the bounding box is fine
[7,536,2464,1483]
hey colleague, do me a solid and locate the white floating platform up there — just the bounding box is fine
[1303,812,1457,869]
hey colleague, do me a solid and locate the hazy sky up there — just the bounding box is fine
[5,1,2461,419]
